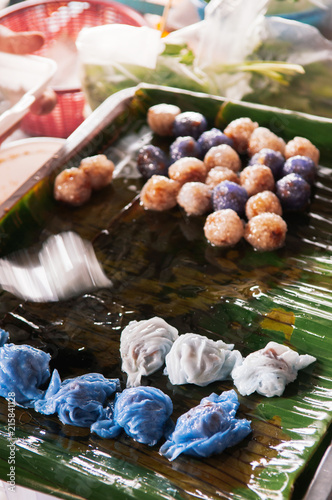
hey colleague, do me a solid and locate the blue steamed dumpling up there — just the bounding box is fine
[0,342,51,405]
[90,401,122,439]
[34,370,120,427]
[92,386,174,446]
[159,390,251,461]
[0,329,9,347]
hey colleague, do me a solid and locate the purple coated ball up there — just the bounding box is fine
[276,173,311,211]
[212,180,248,215]
[249,148,285,179]
[197,128,234,156]
[170,136,202,162]
[137,145,169,179]
[172,111,208,139]
[282,155,316,184]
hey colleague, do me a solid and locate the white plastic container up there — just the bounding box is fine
[0,52,57,138]
[0,137,65,205]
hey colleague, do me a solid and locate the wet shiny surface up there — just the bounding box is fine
[0,86,331,499]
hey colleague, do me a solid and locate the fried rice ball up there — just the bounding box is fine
[223,117,258,154]
[248,127,286,157]
[168,157,207,185]
[140,175,180,211]
[79,154,114,190]
[244,213,287,251]
[177,182,212,216]
[240,164,275,196]
[245,191,282,220]
[204,209,244,247]
[147,103,181,136]
[205,166,240,188]
[284,136,320,166]
[54,168,92,206]
[204,144,241,173]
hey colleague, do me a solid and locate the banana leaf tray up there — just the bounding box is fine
[0,84,331,500]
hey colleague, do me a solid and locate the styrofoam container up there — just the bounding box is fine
[0,137,65,204]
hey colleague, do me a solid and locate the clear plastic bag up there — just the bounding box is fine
[160,0,306,99]
[162,0,332,114]
[247,14,332,116]
[77,0,332,117]
[76,24,164,110]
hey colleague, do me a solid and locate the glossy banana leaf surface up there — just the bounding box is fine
[0,85,331,500]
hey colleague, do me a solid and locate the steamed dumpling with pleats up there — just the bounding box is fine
[120,317,179,387]
[164,333,242,386]
[91,386,174,445]
[159,390,251,461]
[232,341,316,397]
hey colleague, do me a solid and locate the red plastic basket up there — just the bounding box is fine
[0,0,147,138]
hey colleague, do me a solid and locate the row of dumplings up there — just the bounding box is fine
[0,329,250,460]
[0,318,316,461]
[120,316,316,398]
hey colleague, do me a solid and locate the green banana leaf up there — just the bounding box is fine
[0,84,331,500]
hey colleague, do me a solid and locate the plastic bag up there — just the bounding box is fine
[76,24,164,109]
[166,0,205,31]
[77,0,332,117]
[247,14,332,116]
[267,0,332,16]
[160,0,304,99]
[162,0,332,114]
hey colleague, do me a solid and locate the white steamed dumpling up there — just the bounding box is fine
[164,333,242,386]
[232,341,316,397]
[120,317,179,387]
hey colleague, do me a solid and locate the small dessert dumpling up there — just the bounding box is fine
[245,191,282,220]
[137,145,169,179]
[204,209,244,247]
[0,341,51,405]
[91,386,174,445]
[281,155,316,184]
[276,173,311,211]
[205,166,240,188]
[248,127,286,157]
[172,111,208,139]
[79,154,114,190]
[177,182,212,216]
[239,164,275,197]
[140,175,180,211]
[168,157,207,185]
[54,167,92,206]
[120,317,179,387]
[284,136,320,166]
[169,136,202,163]
[164,333,242,386]
[249,148,285,180]
[204,144,241,173]
[223,117,258,154]
[147,103,181,136]
[35,370,120,427]
[197,127,234,156]
[244,213,287,251]
[232,341,316,397]
[211,181,248,215]
[159,390,251,460]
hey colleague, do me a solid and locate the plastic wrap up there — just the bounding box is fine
[77,0,332,116]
